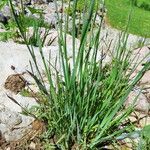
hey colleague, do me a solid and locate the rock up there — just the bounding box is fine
[128,111,150,129]
[0,12,8,25]
[4,127,31,141]
[126,90,149,113]
[42,2,58,26]
[0,42,39,141]
[0,130,6,148]
[0,105,22,127]
[0,4,11,25]
[0,107,35,141]
[1,5,11,18]
[29,142,36,149]
[0,103,35,141]
[139,70,150,86]
[0,124,8,135]
[44,13,57,27]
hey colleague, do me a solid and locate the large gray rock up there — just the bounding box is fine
[0,41,41,141]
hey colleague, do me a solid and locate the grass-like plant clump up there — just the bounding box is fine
[9,0,150,149]
[105,0,150,38]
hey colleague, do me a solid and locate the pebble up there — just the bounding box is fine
[29,141,36,149]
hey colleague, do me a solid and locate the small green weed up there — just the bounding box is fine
[0,18,20,41]
[20,89,32,97]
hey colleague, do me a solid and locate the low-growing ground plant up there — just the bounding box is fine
[0,18,20,41]
[9,0,150,149]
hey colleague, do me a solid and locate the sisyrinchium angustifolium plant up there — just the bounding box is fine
[9,0,150,149]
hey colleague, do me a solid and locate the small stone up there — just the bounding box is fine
[0,123,8,134]
[0,12,8,25]
[29,142,36,149]
[11,65,16,70]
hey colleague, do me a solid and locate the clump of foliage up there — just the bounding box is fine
[0,0,8,9]
[137,125,150,150]
[0,0,18,41]
[0,16,47,43]
[9,0,150,149]
[20,89,33,97]
[132,0,150,11]
[65,0,99,15]
[0,21,19,41]
[0,0,51,46]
